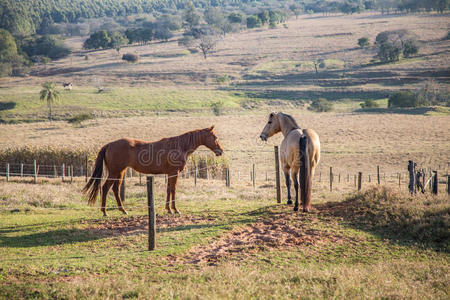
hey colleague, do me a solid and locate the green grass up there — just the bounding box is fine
[0,86,250,123]
[0,183,448,299]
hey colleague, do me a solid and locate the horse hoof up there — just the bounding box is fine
[121,210,128,215]
[293,206,299,212]
[303,207,311,213]
[174,210,181,215]
[287,200,293,205]
[167,210,173,214]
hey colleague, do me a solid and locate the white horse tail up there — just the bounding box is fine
[299,135,311,212]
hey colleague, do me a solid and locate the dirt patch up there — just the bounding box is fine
[180,209,351,265]
[82,214,215,237]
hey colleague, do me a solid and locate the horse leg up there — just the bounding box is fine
[100,179,114,216]
[112,171,128,215]
[169,174,180,214]
[165,176,172,214]
[292,172,299,212]
[284,171,292,205]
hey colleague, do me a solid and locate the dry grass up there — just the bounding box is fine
[1,111,448,177]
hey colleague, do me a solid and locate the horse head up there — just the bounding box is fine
[260,112,281,141]
[203,126,223,156]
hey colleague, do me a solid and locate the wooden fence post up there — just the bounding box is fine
[432,171,438,195]
[447,175,450,195]
[319,172,321,182]
[70,165,73,183]
[422,168,426,192]
[226,168,230,187]
[62,164,65,182]
[377,166,380,185]
[329,167,333,192]
[6,163,9,182]
[85,155,89,182]
[338,173,341,183]
[194,166,197,187]
[20,163,23,178]
[358,172,362,191]
[147,176,156,251]
[252,163,256,188]
[369,174,371,183]
[408,160,417,194]
[33,160,37,183]
[139,172,142,185]
[398,173,401,188]
[354,174,356,187]
[53,165,57,178]
[274,146,281,203]
[120,176,126,202]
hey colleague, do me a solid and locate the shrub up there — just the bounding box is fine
[360,99,379,108]
[67,113,93,125]
[122,53,139,63]
[309,98,333,112]
[215,74,230,85]
[358,37,369,48]
[187,154,230,179]
[21,35,71,60]
[246,16,262,29]
[228,12,243,23]
[378,42,401,63]
[388,91,418,108]
[211,100,224,116]
[402,39,418,58]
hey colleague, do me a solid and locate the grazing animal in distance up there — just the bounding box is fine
[260,112,320,212]
[83,126,223,216]
[62,82,72,90]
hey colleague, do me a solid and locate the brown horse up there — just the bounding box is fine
[83,126,223,216]
[260,112,320,212]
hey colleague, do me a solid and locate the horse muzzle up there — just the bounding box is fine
[260,134,268,141]
[214,149,223,156]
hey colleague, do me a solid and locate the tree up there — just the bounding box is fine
[358,37,369,48]
[183,2,200,32]
[228,12,243,23]
[83,30,111,49]
[289,4,302,19]
[246,16,262,29]
[0,29,18,61]
[402,39,418,58]
[197,35,218,59]
[109,31,128,53]
[378,42,401,62]
[39,82,61,122]
[178,32,219,59]
[257,11,270,25]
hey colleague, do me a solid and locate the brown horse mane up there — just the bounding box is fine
[157,128,208,151]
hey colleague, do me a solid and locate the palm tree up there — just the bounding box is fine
[39,82,60,122]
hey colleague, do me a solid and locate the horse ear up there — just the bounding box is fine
[209,125,215,131]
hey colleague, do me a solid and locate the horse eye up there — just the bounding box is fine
[268,121,272,124]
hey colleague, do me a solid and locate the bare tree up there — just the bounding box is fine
[197,35,218,59]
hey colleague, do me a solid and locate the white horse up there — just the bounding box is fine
[260,112,320,211]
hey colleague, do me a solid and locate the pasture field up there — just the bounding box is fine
[0,11,449,299]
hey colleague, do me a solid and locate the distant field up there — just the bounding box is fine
[1,12,448,123]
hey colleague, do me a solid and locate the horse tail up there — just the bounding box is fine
[299,135,311,211]
[82,145,107,205]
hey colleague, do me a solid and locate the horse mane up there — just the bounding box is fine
[158,128,206,151]
[279,113,300,130]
